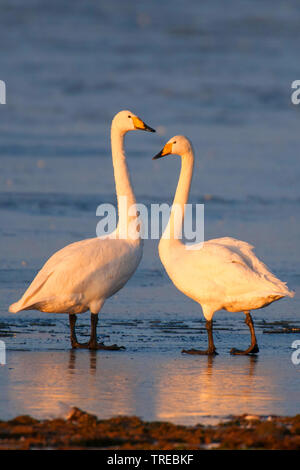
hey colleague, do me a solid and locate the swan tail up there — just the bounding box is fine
[9,297,36,313]
[261,286,295,305]
[282,287,295,298]
[9,301,23,313]
[9,271,54,314]
[249,289,294,310]
[264,278,295,299]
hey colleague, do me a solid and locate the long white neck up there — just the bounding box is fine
[162,149,194,244]
[111,124,139,239]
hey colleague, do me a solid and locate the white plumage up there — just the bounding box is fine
[9,110,155,350]
[153,135,294,355]
[9,237,142,316]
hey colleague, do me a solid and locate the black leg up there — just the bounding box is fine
[89,313,98,347]
[69,313,89,349]
[87,313,125,350]
[182,320,218,355]
[69,314,80,348]
[70,313,125,351]
[230,311,259,355]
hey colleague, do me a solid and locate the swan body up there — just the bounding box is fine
[153,135,294,354]
[159,235,292,320]
[10,110,155,349]
[10,236,142,315]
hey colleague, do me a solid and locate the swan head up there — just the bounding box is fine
[153,135,193,159]
[112,110,155,133]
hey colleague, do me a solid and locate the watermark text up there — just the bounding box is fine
[0,80,6,104]
[291,340,300,365]
[96,198,204,249]
[0,340,6,365]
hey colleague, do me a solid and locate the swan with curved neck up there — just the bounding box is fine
[9,110,155,350]
[153,135,294,355]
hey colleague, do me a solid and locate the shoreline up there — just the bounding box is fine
[0,407,299,450]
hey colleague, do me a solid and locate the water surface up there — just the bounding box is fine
[0,0,299,425]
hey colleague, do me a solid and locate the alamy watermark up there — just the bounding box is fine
[291,80,300,105]
[0,340,6,365]
[291,340,300,365]
[96,198,204,249]
[0,80,6,104]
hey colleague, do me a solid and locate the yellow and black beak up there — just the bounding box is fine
[152,142,173,160]
[132,116,155,133]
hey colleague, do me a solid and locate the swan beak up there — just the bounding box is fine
[132,116,155,133]
[152,142,172,160]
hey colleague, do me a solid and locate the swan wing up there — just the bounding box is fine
[183,237,293,298]
[9,237,141,313]
[9,238,95,312]
[168,238,293,306]
[206,237,294,297]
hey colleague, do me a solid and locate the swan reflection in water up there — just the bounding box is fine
[4,350,288,425]
[154,355,263,424]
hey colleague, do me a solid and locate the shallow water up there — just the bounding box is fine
[1,312,300,425]
[0,0,300,425]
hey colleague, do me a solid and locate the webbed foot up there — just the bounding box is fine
[230,344,259,355]
[182,347,218,356]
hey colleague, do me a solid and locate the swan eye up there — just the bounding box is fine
[128,115,131,118]
[173,141,176,144]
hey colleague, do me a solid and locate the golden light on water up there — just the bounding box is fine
[3,350,292,425]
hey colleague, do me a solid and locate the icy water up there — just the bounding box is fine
[0,0,300,425]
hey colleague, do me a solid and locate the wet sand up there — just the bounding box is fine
[0,407,299,450]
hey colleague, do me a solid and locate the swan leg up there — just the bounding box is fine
[69,313,125,350]
[230,311,259,355]
[69,314,82,348]
[182,320,218,355]
[87,313,125,351]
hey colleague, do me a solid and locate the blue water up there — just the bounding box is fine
[0,0,299,425]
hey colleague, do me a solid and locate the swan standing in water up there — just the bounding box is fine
[9,110,155,350]
[153,135,294,355]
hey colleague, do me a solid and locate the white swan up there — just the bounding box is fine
[153,135,294,355]
[9,110,155,350]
